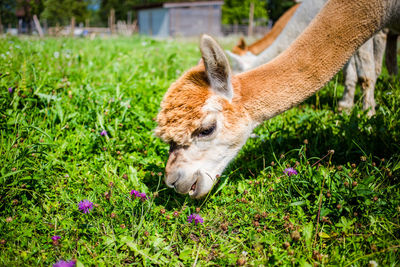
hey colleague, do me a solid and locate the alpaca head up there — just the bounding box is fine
[155,35,254,198]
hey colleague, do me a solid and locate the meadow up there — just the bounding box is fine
[0,36,399,266]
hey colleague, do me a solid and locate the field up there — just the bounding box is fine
[0,36,399,266]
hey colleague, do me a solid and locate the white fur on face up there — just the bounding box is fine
[166,95,254,198]
[202,95,223,113]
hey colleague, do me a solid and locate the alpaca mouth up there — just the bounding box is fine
[188,180,197,196]
[188,170,203,197]
[188,171,216,198]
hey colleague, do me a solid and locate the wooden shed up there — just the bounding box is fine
[136,1,223,37]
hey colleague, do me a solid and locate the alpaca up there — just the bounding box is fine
[156,0,400,198]
[338,30,387,116]
[227,0,328,72]
[228,0,388,116]
[231,3,301,56]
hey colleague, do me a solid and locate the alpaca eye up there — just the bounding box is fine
[198,124,216,137]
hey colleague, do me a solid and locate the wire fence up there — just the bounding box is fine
[2,19,138,37]
[221,24,270,36]
[1,18,270,38]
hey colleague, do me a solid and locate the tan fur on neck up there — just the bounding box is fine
[237,0,388,122]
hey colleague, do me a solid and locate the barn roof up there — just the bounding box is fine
[133,1,223,10]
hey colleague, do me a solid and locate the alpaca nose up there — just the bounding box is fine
[165,179,175,188]
[165,170,182,188]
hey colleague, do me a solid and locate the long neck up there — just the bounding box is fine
[236,0,388,123]
[249,3,300,55]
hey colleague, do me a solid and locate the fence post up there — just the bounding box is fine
[248,2,254,37]
[43,19,48,34]
[70,17,75,37]
[127,11,132,26]
[33,15,44,37]
[109,9,115,34]
[18,19,22,34]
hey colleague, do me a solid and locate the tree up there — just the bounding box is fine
[0,0,17,29]
[267,0,296,23]
[17,0,45,20]
[16,0,45,33]
[41,0,89,25]
[98,0,141,26]
[222,0,268,26]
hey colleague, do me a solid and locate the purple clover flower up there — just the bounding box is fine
[78,199,94,214]
[138,192,148,201]
[187,214,204,225]
[284,167,298,176]
[100,130,107,136]
[130,190,139,197]
[53,260,76,267]
[51,235,61,241]
[8,87,13,94]
[130,190,148,201]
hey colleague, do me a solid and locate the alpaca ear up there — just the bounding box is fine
[237,37,247,50]
[200,34,233,101]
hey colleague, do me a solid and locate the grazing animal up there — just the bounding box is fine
[231,3,300,56]
[338,30,387,116]
[227,0,328,72]
[156,0,400,198]
[228,0,390,116]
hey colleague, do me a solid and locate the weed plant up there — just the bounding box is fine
[0,36,399,265]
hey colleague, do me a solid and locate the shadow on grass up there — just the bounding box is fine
[227,106,399,182]
[141,163,198,210]
[146,104,400,210]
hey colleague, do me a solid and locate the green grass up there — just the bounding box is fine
[0,35,399,266]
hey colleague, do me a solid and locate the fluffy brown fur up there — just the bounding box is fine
[155,65,212,145]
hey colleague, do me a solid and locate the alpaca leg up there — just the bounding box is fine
[339,56,357,110]
[354,38,377,116]
[385,30,399,75]
[372,29,387,77]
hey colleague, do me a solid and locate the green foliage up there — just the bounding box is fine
[267,0,296,22]
[0,0,18,27]
[0,0,294,29]
[0,36,399,266]
[1,0,45,29]
[98,0,140,26]
[41,0,89,25]
[222,0,269,25]
[17,0,45,20]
